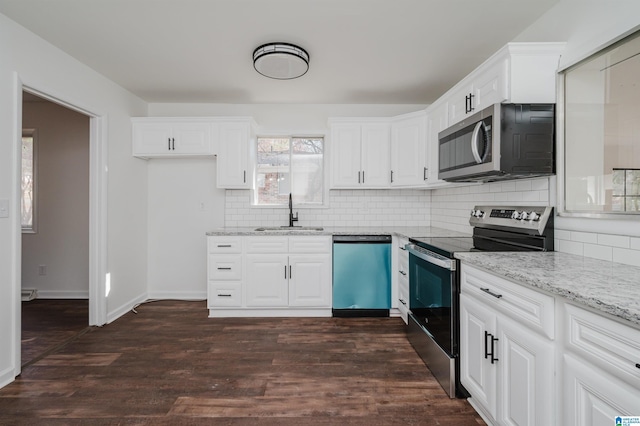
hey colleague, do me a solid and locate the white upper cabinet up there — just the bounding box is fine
[425,101,449,186]
[445,42,564,127]
[390,111,427,187]
[216,119,256,189]
[329,120,390,188]
[132,118,216,158]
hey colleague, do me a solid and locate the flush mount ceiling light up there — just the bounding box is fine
[253,42,309,80]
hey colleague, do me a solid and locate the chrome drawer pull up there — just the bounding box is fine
[481,288,503,299]
[217,267,232,270]
[399,270,407,276]
[217,244,232,248]
[399,298,407,306]
[217,294,232,297]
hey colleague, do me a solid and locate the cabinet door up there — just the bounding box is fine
[563,354,640,426]
[330,124,362,188]
[390,116,426,187]
[172,122,213,154]
[245,255,288,307]
[426,102,449,185]
[473,58,508,112]
[460,293,498,419]
[217,122,250,188]
[497,317,554,426]
[361,123,390,187]
[288,254,332,307]
[448,83,474,125]
[132,122,173,156]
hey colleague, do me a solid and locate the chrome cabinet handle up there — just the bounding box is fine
[423,167,428,180]
[390,170,394,183]
[243,170,246,183]
[217,244,232,248]
[399,299,407,306]
[217,267,232,270]
[399,270,407,276]
[480,288,503,299]
[217,294,232,297]
[358,171,361,184]
[636,363,640,369]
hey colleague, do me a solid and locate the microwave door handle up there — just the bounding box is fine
[471,121,484,164]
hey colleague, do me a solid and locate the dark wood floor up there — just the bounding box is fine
[21,299,89,367]
[3,300,484,425]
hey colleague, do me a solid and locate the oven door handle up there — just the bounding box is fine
[406,244,456,271]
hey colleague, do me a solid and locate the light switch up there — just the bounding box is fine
[0,199,9,218]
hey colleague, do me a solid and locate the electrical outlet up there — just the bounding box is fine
[38,265,47,276]
[0,199,9,218]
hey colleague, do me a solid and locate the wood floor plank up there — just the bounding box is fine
[0,301,485,425]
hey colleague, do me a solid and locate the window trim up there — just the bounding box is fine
[253,134,328,208]
[21,128,38,233]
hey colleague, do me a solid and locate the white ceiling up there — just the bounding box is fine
[0,0,561,104]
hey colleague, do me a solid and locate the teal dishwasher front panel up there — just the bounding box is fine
[332,243,391,309]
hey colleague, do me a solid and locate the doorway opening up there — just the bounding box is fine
[20,92,91,367]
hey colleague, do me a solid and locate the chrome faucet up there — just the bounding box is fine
[288,193,298,227]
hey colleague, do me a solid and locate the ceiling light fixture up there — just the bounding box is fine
[253,42,309,80]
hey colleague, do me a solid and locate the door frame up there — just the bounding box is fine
[12,74,108,376]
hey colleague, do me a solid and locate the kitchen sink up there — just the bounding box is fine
[254,226,324,231]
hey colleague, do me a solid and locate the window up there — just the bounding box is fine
[563,30,640,215]
[22,130,37,232]
[254,136,324,206]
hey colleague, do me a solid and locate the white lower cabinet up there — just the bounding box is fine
[207,235,332,316]
[561,302,640,425]
[460,264,555,426]
[394,236,409,324]
[460,262,640,426]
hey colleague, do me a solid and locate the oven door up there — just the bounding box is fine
[406,244,457,355]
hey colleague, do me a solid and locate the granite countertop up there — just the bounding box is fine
[206,226,470,239]
[455,251,640,328]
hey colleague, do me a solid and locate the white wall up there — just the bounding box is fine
[0,12,148,388]
[147,158,224,299]
[21,99,90,298]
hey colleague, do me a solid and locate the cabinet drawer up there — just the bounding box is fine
[564,302,640,387]
[246,236,288,253]
[398,273,409,308]
[461,264,555,339]
[208,282,242,307]
[289,236,331,253]
[208,236,242,253]
[208,255,242,280]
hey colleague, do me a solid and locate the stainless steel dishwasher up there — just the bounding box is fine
[332,235,391,317]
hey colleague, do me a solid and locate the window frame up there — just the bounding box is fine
[557,29,640,220]
[21,128,38,233]
[252,134,328,208]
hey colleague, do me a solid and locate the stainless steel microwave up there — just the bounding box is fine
[438,103,555,182]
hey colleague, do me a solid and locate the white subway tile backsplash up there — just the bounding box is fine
[583,243,613,261]
[597,234,630,248]
[555,229,572,240]
[630,237,640,250]
[571,231,598,244]
[557,239,584,256]
[613,247,640,267]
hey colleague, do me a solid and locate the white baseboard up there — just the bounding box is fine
[0,366,16,390]
[107,292,147,324]
[146,291,206,301]
[26,290,89,299]
[208,308,333,318]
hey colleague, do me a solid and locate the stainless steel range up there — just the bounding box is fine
[405,205,554,398]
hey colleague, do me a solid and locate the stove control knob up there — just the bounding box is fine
[471,209,485,218]
[528,212,540,221]
[511,210,522,220]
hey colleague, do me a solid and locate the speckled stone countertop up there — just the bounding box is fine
[455,252,640,328]
[206,226,470,239]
